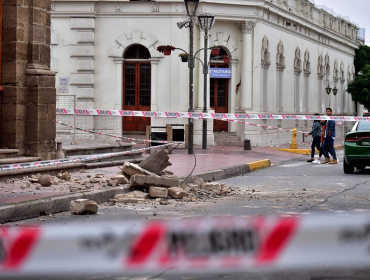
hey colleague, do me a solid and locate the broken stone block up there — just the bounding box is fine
[29,178,38,184]
[21,182,31,189]
[38,174,53,187]
[57,172,71,181]
[130,174,180,189]
[201,182,222,191]
[114,191,149,203]
[139,150,172,174]
[149,186,168,198]
[70,199,98,215]
[122,162,157,177]
[107,180,118,187]
[168,187,189,199]
[111,174,129,185]
[90,178,99,184]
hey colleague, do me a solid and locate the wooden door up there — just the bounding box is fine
[122,62,151,131]
[210,64,229,132]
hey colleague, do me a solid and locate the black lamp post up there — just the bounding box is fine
[198,13,215,150]
[181,0,200,154]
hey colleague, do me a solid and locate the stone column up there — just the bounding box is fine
[114,59,124,110]
[2,0,56,159]
[238,21,256,110]
[150,58,159,111]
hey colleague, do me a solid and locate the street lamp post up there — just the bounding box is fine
[198,13,215,150]
[183,0,199,155]
[325,80,338,107]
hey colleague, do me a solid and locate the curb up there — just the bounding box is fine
[0,159,272,224]
[271,145,343,155]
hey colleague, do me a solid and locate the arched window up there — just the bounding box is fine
[124,44,151,59]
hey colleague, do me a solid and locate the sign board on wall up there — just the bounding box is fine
[210,68,232,78]
[59,77,69,94]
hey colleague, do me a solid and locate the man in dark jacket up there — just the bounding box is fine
[322,107,337,164]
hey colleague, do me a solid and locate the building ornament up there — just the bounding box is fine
[317,54,324,79]
[340,62,345,83]
[115,3,122,12]
[51,2,55,11]
[261,35,271,68]
[303,50,311,75]
[276,40,285,70]
[333,60,339,81]
[239,21,256,34]
[152,3,159,12]
[294,47,302,74]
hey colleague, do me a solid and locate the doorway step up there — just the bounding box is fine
[214,132,243,146]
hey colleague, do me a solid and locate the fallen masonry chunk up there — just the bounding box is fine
[38,174,53,187]
[114,191,149,203]
[111,174,129,185]
[149,186,168,198]
[201,182,222,191]
[122,162,158,177]
[130,174,180,188]
[139,150,172,174]
[57,172,71,181]
[107,180,118,187]
[168,187,189,199]
[70,199,98,215]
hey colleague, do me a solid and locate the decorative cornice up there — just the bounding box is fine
[239,21,256,34]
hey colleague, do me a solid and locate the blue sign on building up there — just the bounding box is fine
[210,68,232,78]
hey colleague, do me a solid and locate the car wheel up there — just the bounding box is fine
[343,158,354,174]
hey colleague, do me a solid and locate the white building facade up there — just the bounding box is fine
[51,0,361,146]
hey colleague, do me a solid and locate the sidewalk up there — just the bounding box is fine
[0,141,324,223]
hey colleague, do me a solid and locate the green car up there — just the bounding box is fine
[343,121,370,174]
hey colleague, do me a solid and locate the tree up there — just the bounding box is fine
[354,45,370,73]
[347,64,370,110]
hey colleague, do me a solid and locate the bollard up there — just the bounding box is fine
[244,139,251,150]
[55,142,65,159]
[290,128,298,149]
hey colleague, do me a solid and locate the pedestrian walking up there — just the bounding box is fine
[313,120,330,164]
[322,107,338,164]
[305,113,321,162]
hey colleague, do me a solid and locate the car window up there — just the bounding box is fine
[357,121,370,131]
[350,122,359,132]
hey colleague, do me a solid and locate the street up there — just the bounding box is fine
[4,149,370,280]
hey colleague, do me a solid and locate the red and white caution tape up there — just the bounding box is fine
[57,108,366,122]
[1,215,370,275]
[0,143,174,172]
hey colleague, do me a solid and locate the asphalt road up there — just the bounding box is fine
[4,150,370,280]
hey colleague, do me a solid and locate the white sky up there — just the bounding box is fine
[313,0,370,45]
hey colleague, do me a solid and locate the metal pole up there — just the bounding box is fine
[188,16,194,154]
[202,30,208,149]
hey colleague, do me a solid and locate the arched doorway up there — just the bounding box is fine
[122,44,151,132]
[210,48,229,132]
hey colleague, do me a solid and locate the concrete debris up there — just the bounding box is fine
[111,174,129,185]
[122,162,158,177]
[168,187,189,199]
[70,199,98,215]
[114,191,149,203]
[130,174,180,189]
[201,182,222,191]
[57,172,71,181]
[149,186,168,198]
[107,180,118,187]
[139,150,172,174]
[38,174,53,187]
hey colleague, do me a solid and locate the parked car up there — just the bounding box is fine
[343,121,370,174]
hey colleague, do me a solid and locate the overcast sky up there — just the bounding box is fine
[313,0,370,45]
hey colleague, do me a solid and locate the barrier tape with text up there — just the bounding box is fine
[1,215,370,275]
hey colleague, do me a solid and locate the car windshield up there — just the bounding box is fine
[357,121,370,131]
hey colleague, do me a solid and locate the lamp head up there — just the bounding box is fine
[332,87,338,96]
[184,0,199,17]
[198,13,215,31]
[177,20,191,29]
[326,86,332,95]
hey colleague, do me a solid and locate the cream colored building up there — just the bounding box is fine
[51,0,362,146]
